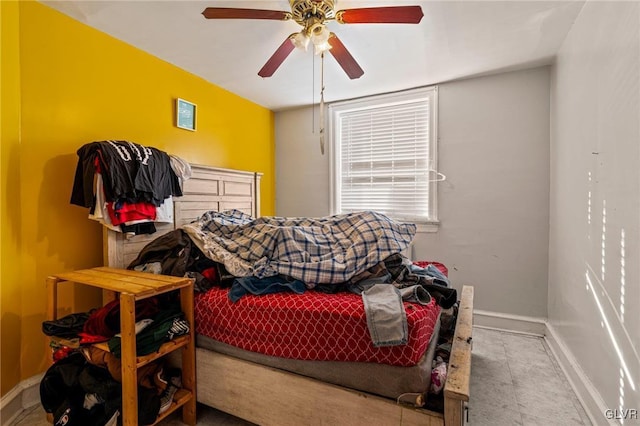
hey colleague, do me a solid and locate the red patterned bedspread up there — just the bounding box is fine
[195,287,441,367]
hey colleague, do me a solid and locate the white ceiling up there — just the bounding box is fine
[41,0,584,111]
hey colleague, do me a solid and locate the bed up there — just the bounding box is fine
[102,163,473,426]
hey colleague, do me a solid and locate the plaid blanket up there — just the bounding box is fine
[183,210,416,285]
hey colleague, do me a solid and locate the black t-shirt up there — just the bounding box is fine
[70,140,182,208]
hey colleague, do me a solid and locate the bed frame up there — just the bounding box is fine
[103,164,473,426]
[196,285,472,426]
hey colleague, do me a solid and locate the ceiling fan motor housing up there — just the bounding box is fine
[290,0,336,26]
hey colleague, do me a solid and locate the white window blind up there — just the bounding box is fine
[329,87,438,223]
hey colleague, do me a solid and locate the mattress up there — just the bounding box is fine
[196,318,441,402]
[194,288,441,366]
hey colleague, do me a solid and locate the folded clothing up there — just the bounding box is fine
[80,298,160,344]
[42,312,91,339]
[107,307,189,358]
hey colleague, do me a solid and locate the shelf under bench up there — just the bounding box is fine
[46,267,196,426]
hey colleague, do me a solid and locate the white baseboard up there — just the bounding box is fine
[0,387,22,426]
[0,374,43,426]
[544,322,613,426]
[473,309,547,336]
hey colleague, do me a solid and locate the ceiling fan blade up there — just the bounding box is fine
[202,8,291,21]
[328,33,364,80]
[258,35,296,78]
[336,6,424,24]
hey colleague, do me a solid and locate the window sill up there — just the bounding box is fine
[414,222,439,233]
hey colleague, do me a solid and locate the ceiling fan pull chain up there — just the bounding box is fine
[319,52,326,155]
[312,51,316,134]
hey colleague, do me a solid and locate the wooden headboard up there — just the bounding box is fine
[103,164,262,269]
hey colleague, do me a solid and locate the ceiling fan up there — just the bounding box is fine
[202,0,424,79]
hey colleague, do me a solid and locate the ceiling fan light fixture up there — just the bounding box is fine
[292,31,310,50]
[310,24,332,54]
[313,41,332,55]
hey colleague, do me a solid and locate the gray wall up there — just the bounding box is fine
[550,1,640,417]
[275,105,331,218]
[276,67,551,317]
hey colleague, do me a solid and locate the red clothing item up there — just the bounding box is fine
[81,298,160,345]
[106,201,157,225]
[201,267,218,285]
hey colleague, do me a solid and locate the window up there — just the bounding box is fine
[329,87,439,227]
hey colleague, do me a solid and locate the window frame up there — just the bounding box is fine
[328,86,439,231]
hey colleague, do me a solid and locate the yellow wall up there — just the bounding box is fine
[1,1,274,396]
[1,0,24,397]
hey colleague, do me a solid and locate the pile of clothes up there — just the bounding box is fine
[69,140,190,236]
[126,210,458,348]
[41,297,190,426]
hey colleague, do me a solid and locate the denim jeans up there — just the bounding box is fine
[362,284,408,347]
[356,280,431,347]
[409,263,450,287]
[229,275,306,302]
